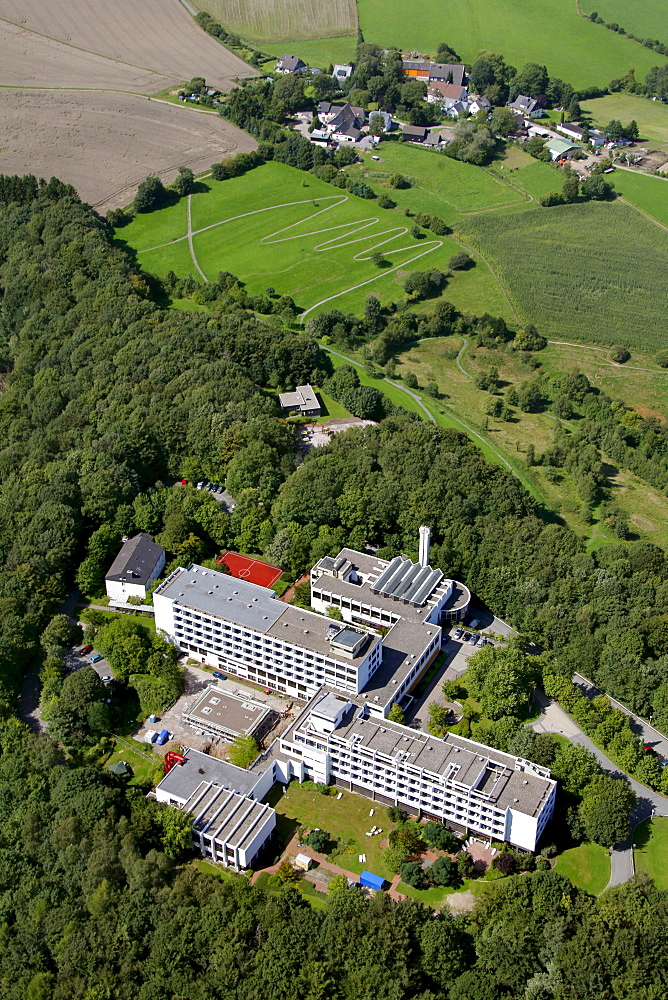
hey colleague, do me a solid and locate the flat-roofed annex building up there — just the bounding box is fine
[279,691,556,852]
[155,748,276,870]
[182,687,273,743]
[278,383,321,417]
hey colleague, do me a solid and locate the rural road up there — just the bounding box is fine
[530,690,668,887]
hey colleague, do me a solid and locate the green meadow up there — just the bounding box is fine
[581,93,668,149]
[581,0,668,43]
[357,0,659,90]
[612,169,668,227]
[121,161,499,316]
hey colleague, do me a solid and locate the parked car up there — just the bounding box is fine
[453,628,463,639]
[91,653,103,663]
[469,619,480,629]
[475,635,485,646]
[469,634,478,645]
[101,675,112,682]
[155,729,170,746]
[78,645,93,655]
[213,671,227,680]
[462,631,471,641]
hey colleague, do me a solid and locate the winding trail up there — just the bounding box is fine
[455,335,472,380]
[548,339,668,374]
[186,194,207,282]
[140,193,445,313]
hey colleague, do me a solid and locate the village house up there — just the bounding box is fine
[275,54,306,75]
[507,95,544,118]
[403,60,466,87]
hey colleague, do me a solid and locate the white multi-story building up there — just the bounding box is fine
[278,691,556,852]
[154,564,385,701]
[310,531,471,631]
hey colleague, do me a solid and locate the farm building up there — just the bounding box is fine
[545,136,581,160]
[368,110,394,132]
[403,60,465,86]
[105,532,165,602]
[402,125,428,143]
[276,54,306,75]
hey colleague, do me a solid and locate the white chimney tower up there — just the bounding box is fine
[419,526,431,567]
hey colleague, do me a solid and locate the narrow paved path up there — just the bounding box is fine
[455,335,472,380]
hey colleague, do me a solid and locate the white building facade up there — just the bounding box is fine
[154,565,383,700]
[279,691,556,851]
[105,533,165,602]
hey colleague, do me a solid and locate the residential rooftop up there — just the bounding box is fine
[105,533,164,586]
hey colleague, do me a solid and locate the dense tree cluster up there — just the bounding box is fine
[0,177,327,707]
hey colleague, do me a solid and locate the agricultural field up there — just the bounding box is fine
[189,0,356,46]
[357,0,660,91]
[603,167,668,227]
[0,89,257,213]
[581,93,668,150]
[0,0,256,92]
[581,0,668,44]
[261,35,358,68]
[124,160,494,316]
[459,200,668,348]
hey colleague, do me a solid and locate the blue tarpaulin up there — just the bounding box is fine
[359,870,385,891]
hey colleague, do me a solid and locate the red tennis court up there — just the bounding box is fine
[216,551,282,588]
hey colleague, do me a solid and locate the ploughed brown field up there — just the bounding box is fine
[0,90,257,211]
[0,0,258,207]
[0,0,256,92]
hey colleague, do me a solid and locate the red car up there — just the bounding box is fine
[78,645,93,656]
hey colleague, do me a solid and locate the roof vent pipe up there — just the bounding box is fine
[419,525,431,568]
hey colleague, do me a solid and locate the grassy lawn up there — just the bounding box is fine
[581,94,668,150]
[260,36,358,68]
[119,160,509,320]
[266,781,398,880]
[554,842,611,895]
[191,857,233,880]
[633,817,668,890]
[611,169,668,228]
[357,0,659,91]
[103,736,160,787]
[459,200,668,349]
[79,606,157,636]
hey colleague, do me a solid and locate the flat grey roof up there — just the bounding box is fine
[313,691,350,721]
[360,617,439,706]
[106,533,164,585]
[290,691,554,817]
[265,604,381,664]
[156,747,263,800]
[183,688,271,736]
[156,564,284,632]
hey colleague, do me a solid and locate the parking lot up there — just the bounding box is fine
[67,645,114,684]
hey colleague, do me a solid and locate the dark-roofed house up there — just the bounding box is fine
[507,94,543,118]
[105,533,165,602]
[275,54,306,75]
[402,124,428,143]
[403,60,466,87]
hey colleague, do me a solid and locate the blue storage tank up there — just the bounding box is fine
[359,870,385,891]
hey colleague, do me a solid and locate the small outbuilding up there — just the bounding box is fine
[278,384,321,417]
[359,870,385,891]
[294,852,313,871]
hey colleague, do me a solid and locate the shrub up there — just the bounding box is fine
[133,175,167,213]
[423,821,460,852]
[305,829,331,853]
[611,346,630,363]
[400,861,428,887]
[377,193,396,209]
[448,252,474,271]
[387,805,408,824]
[388,173,410,189]
[494,851,516,875]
